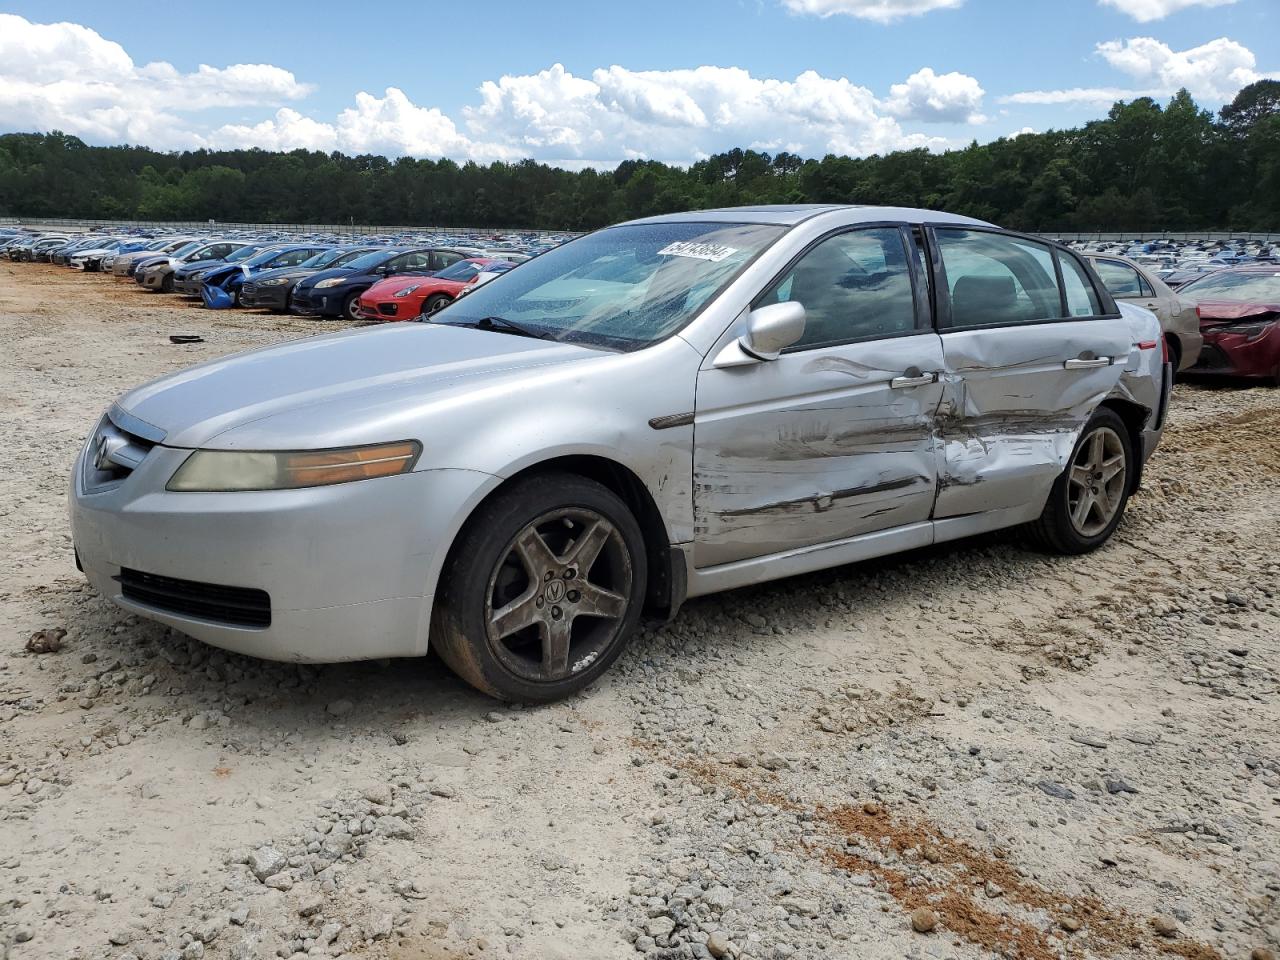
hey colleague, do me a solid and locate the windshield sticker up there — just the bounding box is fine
[657,241,739,263]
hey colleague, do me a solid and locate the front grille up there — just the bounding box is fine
[83,415,156,491]
[119,568,271,627]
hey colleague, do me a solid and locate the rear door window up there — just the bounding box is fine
[1058,253,1103,317]
[1092,259,1146,298]
[936,229,1062,328]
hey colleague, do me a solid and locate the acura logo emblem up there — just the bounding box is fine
[93,432,122,472]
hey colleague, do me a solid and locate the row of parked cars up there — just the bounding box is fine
[4,223,1278,382]
[1052,246,1280,383]
[0,226,568,322]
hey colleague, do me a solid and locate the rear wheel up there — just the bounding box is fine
[431,473,647,702]
[425,293,452,314]
[1027,407,1133,554]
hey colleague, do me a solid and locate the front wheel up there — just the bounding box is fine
[161,273,174,293]
[425,293,452,314]
[1027,407,1133,554]
[431,473,647,702]
[342,292,362,321]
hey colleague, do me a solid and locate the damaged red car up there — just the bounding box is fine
[356,258,511,321]
[1181,266,1280,384]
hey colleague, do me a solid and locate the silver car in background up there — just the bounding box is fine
[1086,253,1202,373]
[70,205,1169,702]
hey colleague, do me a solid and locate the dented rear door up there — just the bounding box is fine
[928,228,1131,519]
[692,225,945,568]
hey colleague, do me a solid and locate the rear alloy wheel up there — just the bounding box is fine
[1028,407,1133,554]
[425,293,452,314]
[432,474,647,702]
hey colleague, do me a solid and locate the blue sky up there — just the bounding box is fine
[1,0,1276,167]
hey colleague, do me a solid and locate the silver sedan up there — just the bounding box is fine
[1085,253,1202,372]
[70,205,1170,702]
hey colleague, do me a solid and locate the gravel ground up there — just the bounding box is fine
[0,263,1277,960]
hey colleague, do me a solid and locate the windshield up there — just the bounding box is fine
[432,222,783,350]
[339,250,395,272]
[1182,271,1280,302]
[243,247,293,268]
[435,260,485,282]
[300,248,344,268]
[330,247,380,268]
[226,244,263,263]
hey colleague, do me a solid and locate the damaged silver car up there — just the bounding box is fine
[70,206,1170,702]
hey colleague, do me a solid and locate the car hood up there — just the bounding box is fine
[1195,299,1280,322]
[295,266,360,289]
[248,265,317,283]
[117,323,602,449]
[363,275,430,298]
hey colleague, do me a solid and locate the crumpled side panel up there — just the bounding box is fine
[933,320,1131,519]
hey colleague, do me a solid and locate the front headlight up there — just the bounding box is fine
[393,284,422,298]
[166,441,421,492]
[315,277,346,289]
[258,277,290,287]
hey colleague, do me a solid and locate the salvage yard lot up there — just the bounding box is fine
[1,262,1277,960]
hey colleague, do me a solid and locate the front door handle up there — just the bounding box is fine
[890,369,938,389]
[1064,357,1112,369]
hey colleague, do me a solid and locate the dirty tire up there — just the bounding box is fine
[1027,406,1134,555]
[431,473,647,703]
[425,293,452,314]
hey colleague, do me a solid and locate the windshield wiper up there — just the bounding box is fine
[453,315,551,340]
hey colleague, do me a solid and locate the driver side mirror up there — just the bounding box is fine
[713,302,806,368]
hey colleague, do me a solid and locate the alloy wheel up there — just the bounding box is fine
[483,507,632,683]
[1067,426,1127,537]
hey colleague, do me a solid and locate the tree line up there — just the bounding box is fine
[0,82,1276,233]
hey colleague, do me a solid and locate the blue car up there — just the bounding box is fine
[197,244,333,307]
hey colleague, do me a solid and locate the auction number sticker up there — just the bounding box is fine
[657,241,739,263]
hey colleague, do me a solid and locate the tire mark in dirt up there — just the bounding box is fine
[675,755,1223,960]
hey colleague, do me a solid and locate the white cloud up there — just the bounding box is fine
[0,14,970,165]
[1003,35,1274,106]
[1097,0,1237,23]
[463,63,955,163]
[1099,36,1270,100]
[0,13,310,147]
[781,0,964,22]
[883,67,986,123]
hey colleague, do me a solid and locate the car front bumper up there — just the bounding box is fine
[241,282,292,310]
[290,288,345,316]
[1190,324,1280,380]
[174,276,206,296]
[70,442,496,662]
[140,269,171,290]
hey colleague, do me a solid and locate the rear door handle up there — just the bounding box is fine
[890,371,938,389]
[1064,357,1112,369]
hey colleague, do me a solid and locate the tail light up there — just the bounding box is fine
[1161,337,1170,364]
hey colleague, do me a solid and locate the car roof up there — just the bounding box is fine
[622,204,993,228]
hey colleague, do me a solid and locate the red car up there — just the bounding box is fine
[1181,266,1280,384]
[356,258,506,321]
